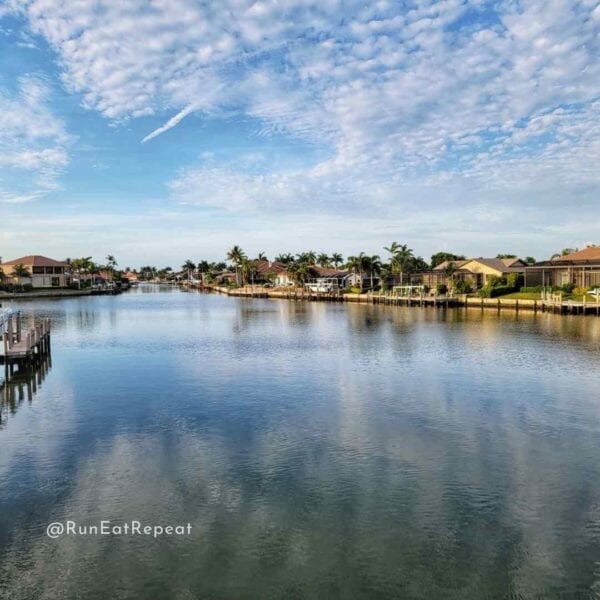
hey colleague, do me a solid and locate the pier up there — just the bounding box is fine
[0,310,52,367]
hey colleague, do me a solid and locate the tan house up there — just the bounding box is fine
[1,255,70,288]
[412,257,526,289]
[525,246,600,288]
[122,271,139,282]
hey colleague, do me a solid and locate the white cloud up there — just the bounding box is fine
[2,0,599,248]
[0,76,72,203]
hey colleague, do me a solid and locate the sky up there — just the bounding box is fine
[0,0,599,268]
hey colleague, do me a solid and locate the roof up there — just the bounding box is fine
[1,255,68,268]
[461,257,526,273]
[553,246,600,263]
[312,266,348,277]
[433,260,469,271]
[253,260,287,275]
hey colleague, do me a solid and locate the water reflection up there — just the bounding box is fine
[0,290,599,599]
[0,354,52,429]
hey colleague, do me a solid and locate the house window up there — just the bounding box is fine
[33,266,44,274]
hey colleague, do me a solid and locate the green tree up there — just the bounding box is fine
[105,254,118,281]
[430,252,465,269]
[11,263,30,290]
[317,253,330,267]
[182,260,196,281]
[226,246,247,285]
[331,253,343,268]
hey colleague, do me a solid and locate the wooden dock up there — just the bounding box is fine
[1,312,52,366]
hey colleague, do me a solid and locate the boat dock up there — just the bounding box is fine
[0,310,52,367]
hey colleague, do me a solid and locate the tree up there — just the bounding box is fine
[226,246,246,285]
[182,260,196,281]
[496,254,517,259]
[317,253,331,267]
[71,256,93,288]
[384,242,414,285]
[367,255,382,289]
[331,253,343,268]
[430,252,465,269]
[286,261,311,286]
[524,256,536,265]
[11,263,30,290]
[275,253,294,264]
[257,252,267,261]
[346,253,371,291]
[105,255,118,281]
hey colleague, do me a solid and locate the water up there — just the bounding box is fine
[1,286,600,599]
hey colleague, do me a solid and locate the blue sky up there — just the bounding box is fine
[1,0,599,267]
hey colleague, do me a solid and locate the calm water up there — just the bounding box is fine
[1,286,600,599]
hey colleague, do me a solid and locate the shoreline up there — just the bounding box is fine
[200,284,600,316]
[0,289,93,301]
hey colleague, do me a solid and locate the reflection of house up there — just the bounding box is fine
[1,255,70,288]
[525,246,600,288]
[412,257,526,289]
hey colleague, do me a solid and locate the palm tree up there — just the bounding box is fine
[286,261,310,286]
[317,253,330,267]
[368,254,382,289]
[331,253,343,268]
[11,263,30,290]
[226,246,246,285]
[71,256,93,288]
[257,252,267,261]
[105,254,118,281]
[346,254,370,292]
[384,242,414,285]
[182,260,196,282]
[275,253,293,264]
[444,261,459,291]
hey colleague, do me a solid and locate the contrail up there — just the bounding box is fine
[141,104,197,143]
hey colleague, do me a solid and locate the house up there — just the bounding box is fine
[306,267,351,291]
[253,260,287,283]
[525,246,600,288]
[214,271,237,285]
[0,255,70,288]
[411,257,526,290]
[122,271,139,282]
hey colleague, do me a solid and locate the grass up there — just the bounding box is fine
[497,292,541,300]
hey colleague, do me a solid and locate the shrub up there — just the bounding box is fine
[479,285,516,298]
[454,279,472,294]
[436,283,447,295]
[573,287,589,297]
[561,283,575,293]
[348,285,361,294]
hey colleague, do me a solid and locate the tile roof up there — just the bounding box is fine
[1,255,68,268]
[553,246,600,262]
[254,260,287,275]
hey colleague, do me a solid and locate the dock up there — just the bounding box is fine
[205,285,600,316]
[0,310,52,367]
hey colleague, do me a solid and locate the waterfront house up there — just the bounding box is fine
[0,255,70,288]
[253,260,287,283]
[525,246,600,288]
[411,257,526,290]
[122,270,139,282]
